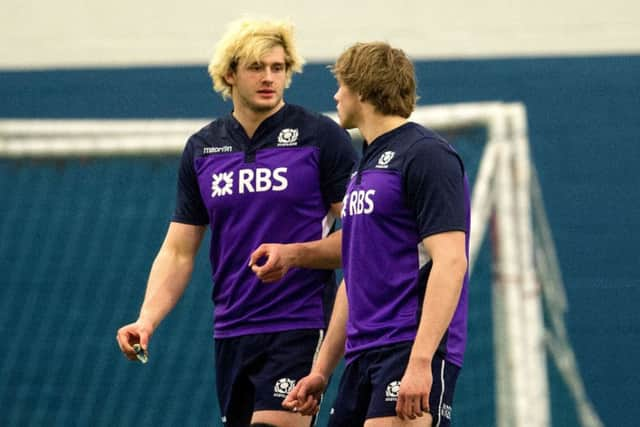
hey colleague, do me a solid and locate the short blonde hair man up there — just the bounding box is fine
[117,16,357,427]
[208,18,305,100]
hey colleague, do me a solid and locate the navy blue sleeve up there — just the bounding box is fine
[317,115,357,204]
[171,137,209,225]
[404,138,468,239]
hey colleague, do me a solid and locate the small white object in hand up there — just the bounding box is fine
[133,344,148,364]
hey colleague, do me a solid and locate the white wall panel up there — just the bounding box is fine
[2,0,639,68]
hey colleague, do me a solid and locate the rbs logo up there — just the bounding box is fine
[342,189,376,217]
[211,167,288,197]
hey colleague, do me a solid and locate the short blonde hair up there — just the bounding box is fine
[208,18,305,100]
[332,42,416,118]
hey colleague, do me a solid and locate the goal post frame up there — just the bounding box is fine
[0,101,602,427]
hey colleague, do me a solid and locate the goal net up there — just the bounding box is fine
[0,102,602,427]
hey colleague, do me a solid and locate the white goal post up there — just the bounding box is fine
[0,102,602,427]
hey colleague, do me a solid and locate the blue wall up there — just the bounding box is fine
[2,55,639,426]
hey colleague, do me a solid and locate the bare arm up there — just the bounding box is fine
[396,230,467,420]
[282,280,349,414]
[249,202,344,282]
[116,222,206,359]
[310,279,348,379]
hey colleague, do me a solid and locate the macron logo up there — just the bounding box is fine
[204,146,233,154]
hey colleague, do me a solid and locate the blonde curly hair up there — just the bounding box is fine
[208,18,305,100]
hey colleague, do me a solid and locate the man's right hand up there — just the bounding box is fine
[116,320,153,361]
[282,372,328,416]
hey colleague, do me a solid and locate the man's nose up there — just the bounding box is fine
[262,68,274,82]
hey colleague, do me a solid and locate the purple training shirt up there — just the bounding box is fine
[172,104,356,338]
[341,122,470,367]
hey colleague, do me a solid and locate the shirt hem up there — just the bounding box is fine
[213,321,325,339]
[345,338,464,368]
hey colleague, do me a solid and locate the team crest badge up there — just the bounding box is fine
[277,128,299,146]
[377,151,395,168]
[385,380,401,401]
[273,378,296,397]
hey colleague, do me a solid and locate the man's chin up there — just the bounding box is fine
[251,99,282,113]
[339,117,355,130]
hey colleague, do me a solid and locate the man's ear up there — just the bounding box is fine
[224,71,235,86]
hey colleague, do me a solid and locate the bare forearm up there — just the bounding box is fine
[281,284,348,413]
[312,282,348,379]
[290,230,342,270]
[410,260,466,364]
[138,247,195,330]
[289,203,343,270]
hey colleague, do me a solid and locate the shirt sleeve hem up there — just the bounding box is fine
[419,226,468,240]
[170,216,209,226]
